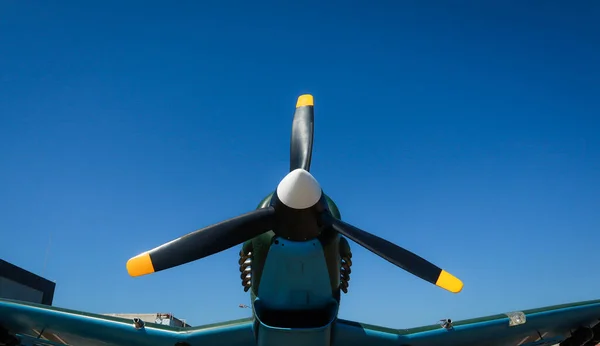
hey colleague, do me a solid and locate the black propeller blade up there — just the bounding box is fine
[127,208,275,277]
[290,94,314,172]
[127,93,463,294]
[326,216,463,293]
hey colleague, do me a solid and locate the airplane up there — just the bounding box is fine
[1,94,600,346]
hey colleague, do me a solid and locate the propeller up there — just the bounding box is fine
[126,94,463,294]
[326,216,462,293]
[126,208,275,277]
[290,94,314,172]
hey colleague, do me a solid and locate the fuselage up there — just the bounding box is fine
[239,192,351,345]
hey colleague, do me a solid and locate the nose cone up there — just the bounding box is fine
[276,169,322,209]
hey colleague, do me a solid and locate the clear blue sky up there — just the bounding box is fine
[1,1,599,328]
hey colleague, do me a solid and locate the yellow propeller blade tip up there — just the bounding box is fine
[436,270,464,293]
[126,253,155,277]
[296,94,314,108]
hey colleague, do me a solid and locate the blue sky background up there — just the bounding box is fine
[1,1,599,328]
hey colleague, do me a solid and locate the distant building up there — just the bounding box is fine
[0,259,56,305]
[0,259,191,329]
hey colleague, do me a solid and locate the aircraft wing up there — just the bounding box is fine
[333,299,600,346]
[0,298,256,346]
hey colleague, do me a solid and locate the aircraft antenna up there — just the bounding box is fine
[42,232,52,277]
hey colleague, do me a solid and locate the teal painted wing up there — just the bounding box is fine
[333,299,600,346]
[0,298,255,346]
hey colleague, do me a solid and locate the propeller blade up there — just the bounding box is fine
[329,218,463,293]
[290,94,314,172]
[126,207,276,277]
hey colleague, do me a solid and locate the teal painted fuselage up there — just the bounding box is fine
[239,192,350,345]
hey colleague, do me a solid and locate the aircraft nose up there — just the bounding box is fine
[276,168,322,210]
[271,169,325,241]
